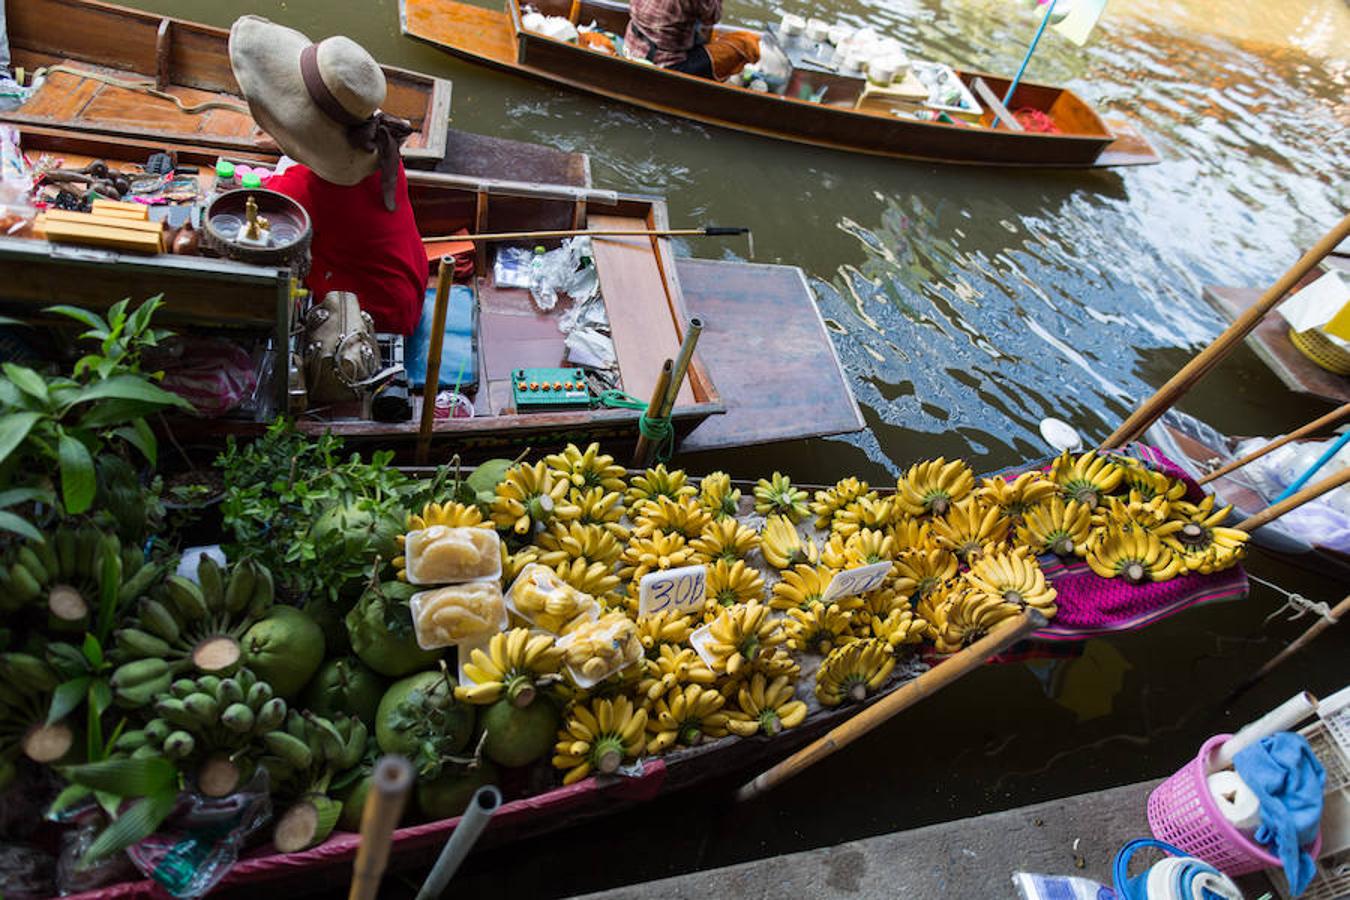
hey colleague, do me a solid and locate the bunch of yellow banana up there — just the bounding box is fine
[406,501,489,531]
[859,584,909,620]
[616,531,694,584]
[821,528,896,571]
[637,608,695,658]
[560,612,643,683]
[536,522,624,571]
[1160,497,1248,574]
[701,602,786,675]
[932,587,1023,653]
[888,516,935,552]
[646,683,730,752]
[1086,525,1183,583]
[753,472,809,523]
[1093,492,1172,530]
[769,564,839,612]
[914,580,959,640]
[815,639,895,706]
[702,559,765,621]
[726,673,807,737]
[544,442,627,494]
[810,477,874,530]
[636,645,717,706]
[976,472,1059,521]
[831,495,896,539]
[760,515,819,570]
[869,606,928,651]
[554,486,631,541]
[698,471,742,519]
[552,695,647,785]
[1016,496,1092,557]
[502,544,541,583]
[963,547,1057,616]
[784,603,858,655]
[891,548,958,602]
[633,495,712,541]
[931,498,1010,563]
[551,557,622,604]
[895,458,975,517]
[625,464,697,515]
[690,518,760,565]
[455,628,565,707]
[490,461,571,535]
[1120,465,1187,504]
[1049,450,1124,510]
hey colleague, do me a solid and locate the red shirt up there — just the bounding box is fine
[265,162,427,335]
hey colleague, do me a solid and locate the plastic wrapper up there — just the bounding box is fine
[1011,872,1108,900]
[404,526,501,585]
[556,611,642,687]
[411,581,508,649]
[57,820,140,895]
[506,563,601,635]
[1236,436,1350,553]
[147,337,259,416]
[0,843,55,899]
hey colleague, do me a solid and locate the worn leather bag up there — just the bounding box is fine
[302,291,383,404]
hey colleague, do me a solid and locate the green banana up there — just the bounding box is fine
[236,668,257,694]
[145,718,172,743]
[163,730,195,760]
[246,681,273,710]
[305,713,345,763]
[263,731,313,770]
[75,527,99,580]
[32,539,58,583]
[111,658,172,690]
[155,698,199,729]
[170,678,198,700]
[121,545,143,577]
[198,556,226,614]
[0,653,59,693]
[7,562,40,604]
[284,710,308,742]
[182,692,220,725]
[217,678,244,707]
[118,563,161,605]
[255,697,287,732]
[113,729,150,753]
[220,703,255,734]
[137,598,182,645]
[16,546,47,586]
[113,673,174,709]
[224,561,256,615]
[164,576,209,622]
[55,529,78,580]
[115,628,172,658]
[197,675,222,698]
[248,564,275,618]
[339,718,369,771]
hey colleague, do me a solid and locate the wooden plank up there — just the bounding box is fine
[589,213,693,408]
[14,71,101,120]
[677,258,864,451]
[44,210,165,234]
[971,77,1024,131]
[1203,285,1350,405]
[400,0,518,67]
[41,219,163,253]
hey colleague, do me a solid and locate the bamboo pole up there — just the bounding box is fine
[415,258,453,466]
[631,360,674,468]
[1199,402,1350,485]
[1100,214,1350,450]
[422,226,748,244]
[734,610,1047,803]
[1246,594,1350,685]
[1234,465,1350,532]
[662,317,704,415]
[567,0,582,22]
[348,755,415,900]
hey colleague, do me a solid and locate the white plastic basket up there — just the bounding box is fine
[1272,686,1350,899]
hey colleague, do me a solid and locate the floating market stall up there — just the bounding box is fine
[399,0,1159,168]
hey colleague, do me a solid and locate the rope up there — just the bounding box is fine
[36,64,251,116]
[598,389,674,462]
[1251,573,1339,626]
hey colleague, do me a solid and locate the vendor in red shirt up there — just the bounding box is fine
[228,16,426,335]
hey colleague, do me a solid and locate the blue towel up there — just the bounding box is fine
[1233,732,1325,895]
[406,284,477,390]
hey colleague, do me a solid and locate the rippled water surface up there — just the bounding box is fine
[128,0,1349,894]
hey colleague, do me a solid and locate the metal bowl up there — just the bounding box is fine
[203,188,312,273]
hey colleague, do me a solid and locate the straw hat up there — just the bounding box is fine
[228,16,384,186]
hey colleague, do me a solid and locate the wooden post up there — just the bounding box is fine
[1199,402,1350,485]
[1100,214,1350,450]
[348,755,415,900]
[416,258,453,466]
[734,610,1047,803]
[631,360,673,468]
[1235,465,1350,532]
[567,0,583,23]
[1247,594,1350,683]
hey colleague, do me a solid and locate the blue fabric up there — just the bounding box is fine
[406,284,476,390]
[1232,733,1325,895]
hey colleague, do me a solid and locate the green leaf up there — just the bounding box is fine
[79,790,178,869]
[45,305,107,332]
[112,420,157,467]
[62,756,178,797]
[61,375,191,412]
[58,432,97,515]
[47,783,93,819]
[0,486,52,509]
[0,314,26,326]
[89,679,112,717]
[2,363,50,404]
[82,634,104,668]
[0,411,42,466]
[78,399,169,430]
[48,676,91,725]
[0,510,42,541]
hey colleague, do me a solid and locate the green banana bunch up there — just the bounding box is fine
[0,526,160,629]
[111,557,275,684]
[263,710,369,852]
[0,653,74,764]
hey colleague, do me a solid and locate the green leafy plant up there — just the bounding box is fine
[0,297,190,516]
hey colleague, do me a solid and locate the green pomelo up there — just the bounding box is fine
[480,698,559,769]
[302,657,387,727]
[241,605,325,700]
[416,760,498,821]
[337,774,373,833]
[375,670,474,758]
[345,591,440,678]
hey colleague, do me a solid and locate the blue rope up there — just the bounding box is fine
[598,389,675,462]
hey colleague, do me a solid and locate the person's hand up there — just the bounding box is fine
[250,127,281,152]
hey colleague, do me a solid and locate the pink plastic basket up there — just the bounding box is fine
[1147,734,1322,876]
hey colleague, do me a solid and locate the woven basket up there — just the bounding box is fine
[1288,327,1350,376]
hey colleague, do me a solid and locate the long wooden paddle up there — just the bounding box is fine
[734,610,1047,803]
[348,755,415,900]
[1199,402,1350,485]
[422,225,750,243]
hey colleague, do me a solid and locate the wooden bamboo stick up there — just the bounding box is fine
[1234,465,1350,532]
[567,0,583,23]
[662,317,704,415]
[1100,214,1350,450]
[421,226,747,244]
[631,359,673,468]
[1247,594,1350,684]
[734,610,1047,803]
[1199,402,1350,485]
[415,258,453,466]
[348,755,415,900]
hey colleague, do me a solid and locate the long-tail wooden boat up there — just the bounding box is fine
[400,0,1159,169]
[4,0,453,167]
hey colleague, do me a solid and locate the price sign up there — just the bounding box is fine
[638,565,708,617]
[821,561,892,603]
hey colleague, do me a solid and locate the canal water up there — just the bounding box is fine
[126,0,1348,894]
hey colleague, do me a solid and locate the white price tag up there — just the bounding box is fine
[638,565,708,617]
[821,561,892,603]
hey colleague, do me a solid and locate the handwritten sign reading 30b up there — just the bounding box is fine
[638,565,708,617]
[820,561,892,603]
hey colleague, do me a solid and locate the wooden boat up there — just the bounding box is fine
[4,0,453,167]
[400,0,1160,169]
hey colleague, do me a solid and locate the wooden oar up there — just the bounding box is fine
[734,610,1047,803]
[1100,214,1350,450]
[1199,402,1350,485]
[415,258,453,466]
[1244,594,1350,686]
[1234,465,1350,532]
[348,755,415,900]
[422,226,750,243]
